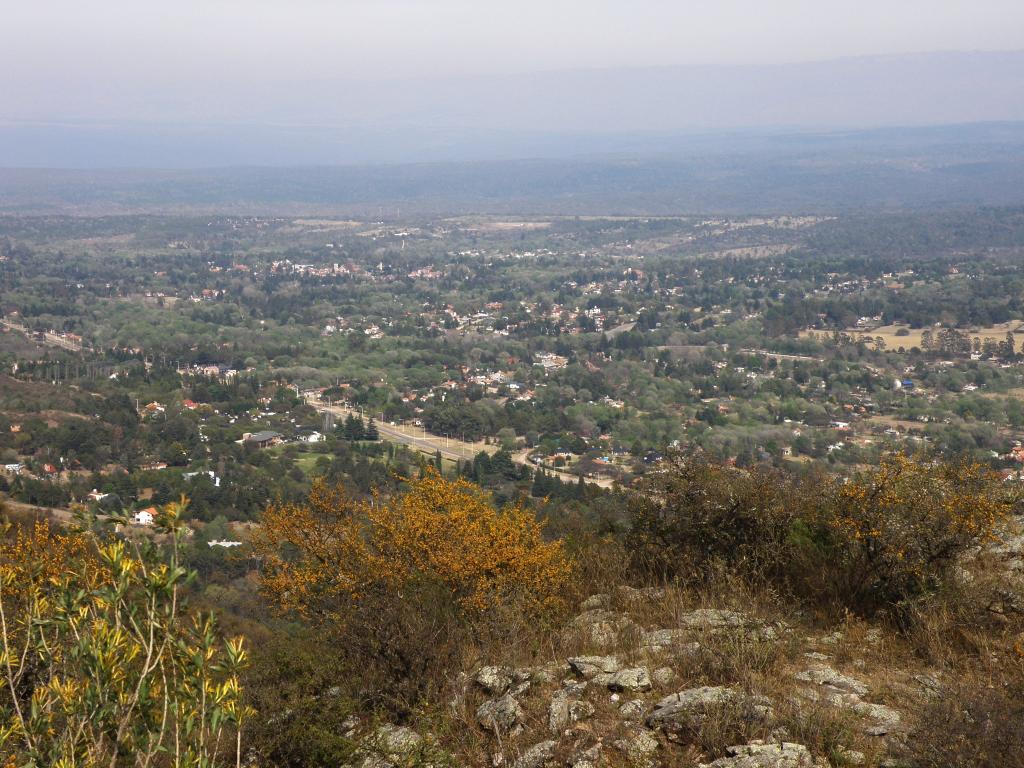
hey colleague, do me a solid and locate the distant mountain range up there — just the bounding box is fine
[3,122,1024,215]
[2,50,1024,168]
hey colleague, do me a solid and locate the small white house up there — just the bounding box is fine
[133,509,155,526]
[300,431,325,443]
[183,470,221,487]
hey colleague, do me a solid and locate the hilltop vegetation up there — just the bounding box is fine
[3,452,1023,767]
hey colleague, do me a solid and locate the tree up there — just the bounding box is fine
[0,502,250,766]
[364,418,379,441]
[342,413,365,441]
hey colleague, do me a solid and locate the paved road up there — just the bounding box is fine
[307,397,615,488]
[1,319,84,352]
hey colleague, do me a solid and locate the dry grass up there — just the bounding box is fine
[802,321,1024,350]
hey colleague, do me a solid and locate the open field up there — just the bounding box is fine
[802,321,1024,350]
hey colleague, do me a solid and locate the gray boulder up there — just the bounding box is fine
[647,687,772,739]
[477,693,523,733]
[512,740,556,768]
[568,655,621,679]
[698,741,823,767]
[597,667,652,692]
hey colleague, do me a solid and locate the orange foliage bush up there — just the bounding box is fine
[252,471,572,625]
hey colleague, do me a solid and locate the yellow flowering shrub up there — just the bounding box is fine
[826,453,1016,611]
[253,470,572,624]
[0,501,250,768]
[252,472,572,714]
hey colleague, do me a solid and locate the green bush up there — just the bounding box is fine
[628,451,1018,617]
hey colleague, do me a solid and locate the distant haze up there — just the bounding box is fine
[2,1,1023,168]
[1,50,1023,168]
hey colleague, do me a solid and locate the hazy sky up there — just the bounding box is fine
[4,0,1024,122]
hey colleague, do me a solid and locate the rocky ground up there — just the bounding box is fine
[339,583,962,768]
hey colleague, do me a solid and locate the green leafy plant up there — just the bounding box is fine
[0,499,251,767]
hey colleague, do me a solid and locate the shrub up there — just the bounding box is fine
[626,452,820,586]
[0,501,249,767]
[825,453,1015,614]
[628,451,1017,618]
[251,471,572,713]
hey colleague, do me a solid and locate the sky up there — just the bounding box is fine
[4,0,1024,122]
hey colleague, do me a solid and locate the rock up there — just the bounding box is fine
[640,627,702,654]
[913,674,942,696]
[599,667,652,692]
[617,585,666,603]
[370,724,422,757]
[677,609,781,640]
[619,698,647,720]
[641,628,682,647]
[569,699,596,723]
[568,655,621,679]
[474,665,532,697]
[647,687,772,739]
[794,666,869,697]
[856,701,901,735]
[835,746,865,765]
[652,666,675,686]
[548,693,571,733]
[476,666,514,695]
[562,680,588,696]
[581,593,611,610]
[698,741,822,767]
[531,661,571,685]
[613,728,659,768]
[795,664,901,735]
[569,743,603,768]
[477,694,523,733]
[570,609,638,648]
[679,608,749,629]
[340,714,359,738]
[550,688,596,732]
[512,740,557,768]
[358,724,430,768]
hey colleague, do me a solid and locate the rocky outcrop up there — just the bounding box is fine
[568,609,639,648]
[511,740,556,768]
[646,686,772,740]
[477,693,523,734]
[794,664,901,736]
[698,741,826,767]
